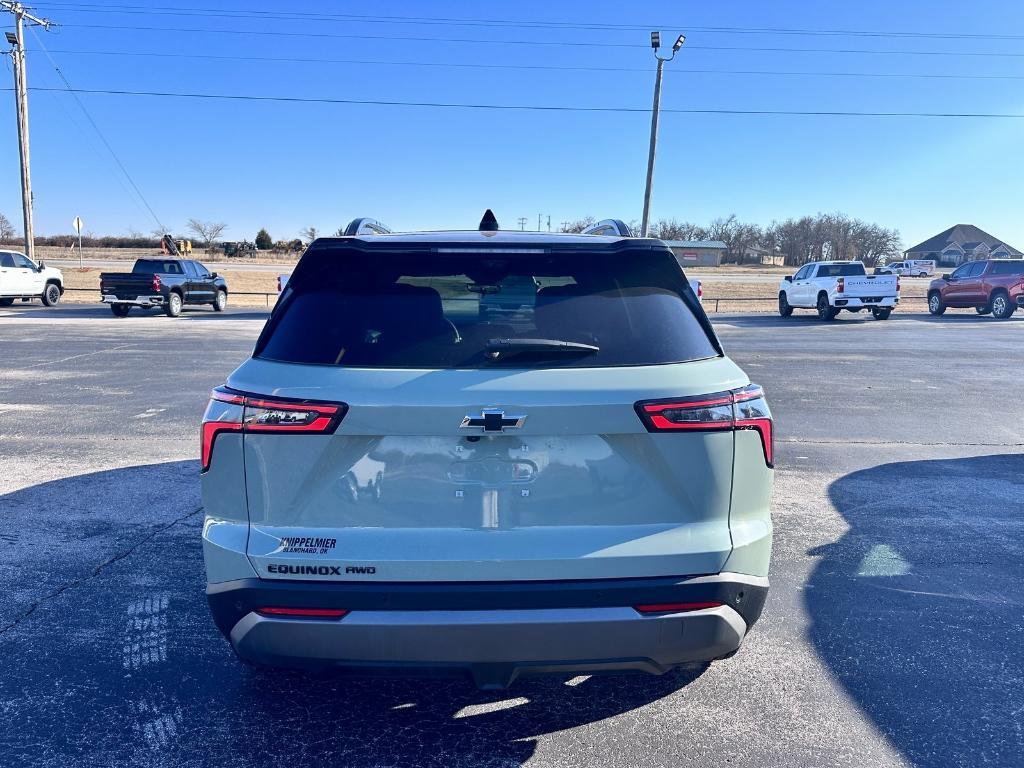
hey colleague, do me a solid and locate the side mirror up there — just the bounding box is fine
[942,273,952,280]
[210,272,218,278]
[784,275,793,282]
[37,260,45,270]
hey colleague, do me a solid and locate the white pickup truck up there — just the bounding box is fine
[0,250,64,307]
[778,260,899,321]
[875,259,935,277]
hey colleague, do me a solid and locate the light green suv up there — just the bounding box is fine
[201,216,774,689]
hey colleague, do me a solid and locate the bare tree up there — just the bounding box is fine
[126,227,143,239]
[0,213,14,242]
[651,219,708,241]
[186,219,228,249]
[300,226,319,242]
[558,217,595,234]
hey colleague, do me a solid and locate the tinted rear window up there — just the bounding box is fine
[256,248,717,368]
[816,263,866,277]
[132,260,182,275]
[989,261,1024,276]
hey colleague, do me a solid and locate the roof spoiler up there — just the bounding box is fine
[342,218,392,236]
[581,219,634,237]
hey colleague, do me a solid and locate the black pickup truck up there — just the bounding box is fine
[99,258,229,317]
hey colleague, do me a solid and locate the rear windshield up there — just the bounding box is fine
[132,260,182,275]
[255,248,717,368]
[816,263,866,277]
[989,261,1024,276]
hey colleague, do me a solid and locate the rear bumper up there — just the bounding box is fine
[101,294,164,306]
[207,573,767,686]
[833,296,898,308]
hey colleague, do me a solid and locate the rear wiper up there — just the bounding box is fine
[486,338,599,360]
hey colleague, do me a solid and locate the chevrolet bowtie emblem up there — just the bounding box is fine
[460,409,526,433]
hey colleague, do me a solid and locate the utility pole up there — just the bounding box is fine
[640,31,685,238]
[517,217,527,231]
[3,2,54,262]
[537,214,542,232]
[546,215,551,232]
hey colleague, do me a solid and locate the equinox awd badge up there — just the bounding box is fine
[460,408,526,433]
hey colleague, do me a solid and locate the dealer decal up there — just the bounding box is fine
[277,536,337,555]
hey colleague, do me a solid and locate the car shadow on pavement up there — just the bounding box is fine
[807,454,1024,767]
[0,461,703,768]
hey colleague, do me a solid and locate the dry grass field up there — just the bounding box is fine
[51,253,933,313]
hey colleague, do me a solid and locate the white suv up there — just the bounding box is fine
[201,215,774,689]
[0,251,64,307]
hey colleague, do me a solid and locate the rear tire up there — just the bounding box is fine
[817,293,838,321]
[212,289,227,312]
[110,304,131,318]
[778,292,793,317]
[165,292,183,317]
[872,307,892,320]
[991,291,1015,319]
[928,292,946,316]
[41,282,61,307]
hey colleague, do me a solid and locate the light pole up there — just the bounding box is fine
[2,2,55,262]
[640,31,685,238]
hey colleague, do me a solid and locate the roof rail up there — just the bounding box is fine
[342,218,392,236]
[581,219,633,237]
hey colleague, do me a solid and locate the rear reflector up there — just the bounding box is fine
[256,607,348,619]
[634,601,723,615]
[200,387,347,472]
[636,384,774,467]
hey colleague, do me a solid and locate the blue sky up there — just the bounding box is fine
[2,0,1023,250]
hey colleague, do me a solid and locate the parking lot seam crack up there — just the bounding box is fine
[0,505,203,637]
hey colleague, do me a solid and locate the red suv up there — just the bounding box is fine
[928,260,1024,319]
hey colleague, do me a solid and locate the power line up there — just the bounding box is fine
[33,48,1024,82]
[53,24,1024,59]
[36,3,1024,42]
[26,85,1024,118]
[27,29,166,232]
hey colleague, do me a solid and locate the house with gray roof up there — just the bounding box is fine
[904,225,1022,267]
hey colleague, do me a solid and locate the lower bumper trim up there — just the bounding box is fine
[207,573,768,684]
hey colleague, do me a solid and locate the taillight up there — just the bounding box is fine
[200,386,347,472]
[696,281,703,299]
[636,384,774,467]
[276,275,282,292]
[896,276,901,293]
[152,274,162,292]
[837,277,845,293]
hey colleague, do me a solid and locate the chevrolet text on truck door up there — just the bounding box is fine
[200,213,774,689]
[778,260,899,320]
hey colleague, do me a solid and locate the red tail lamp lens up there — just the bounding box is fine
[200,387,346,472]
[256,607,348,619]
[637,385,774,467]
[634,602,723,615]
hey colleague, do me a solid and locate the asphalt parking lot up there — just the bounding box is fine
[1,303,1022,768]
